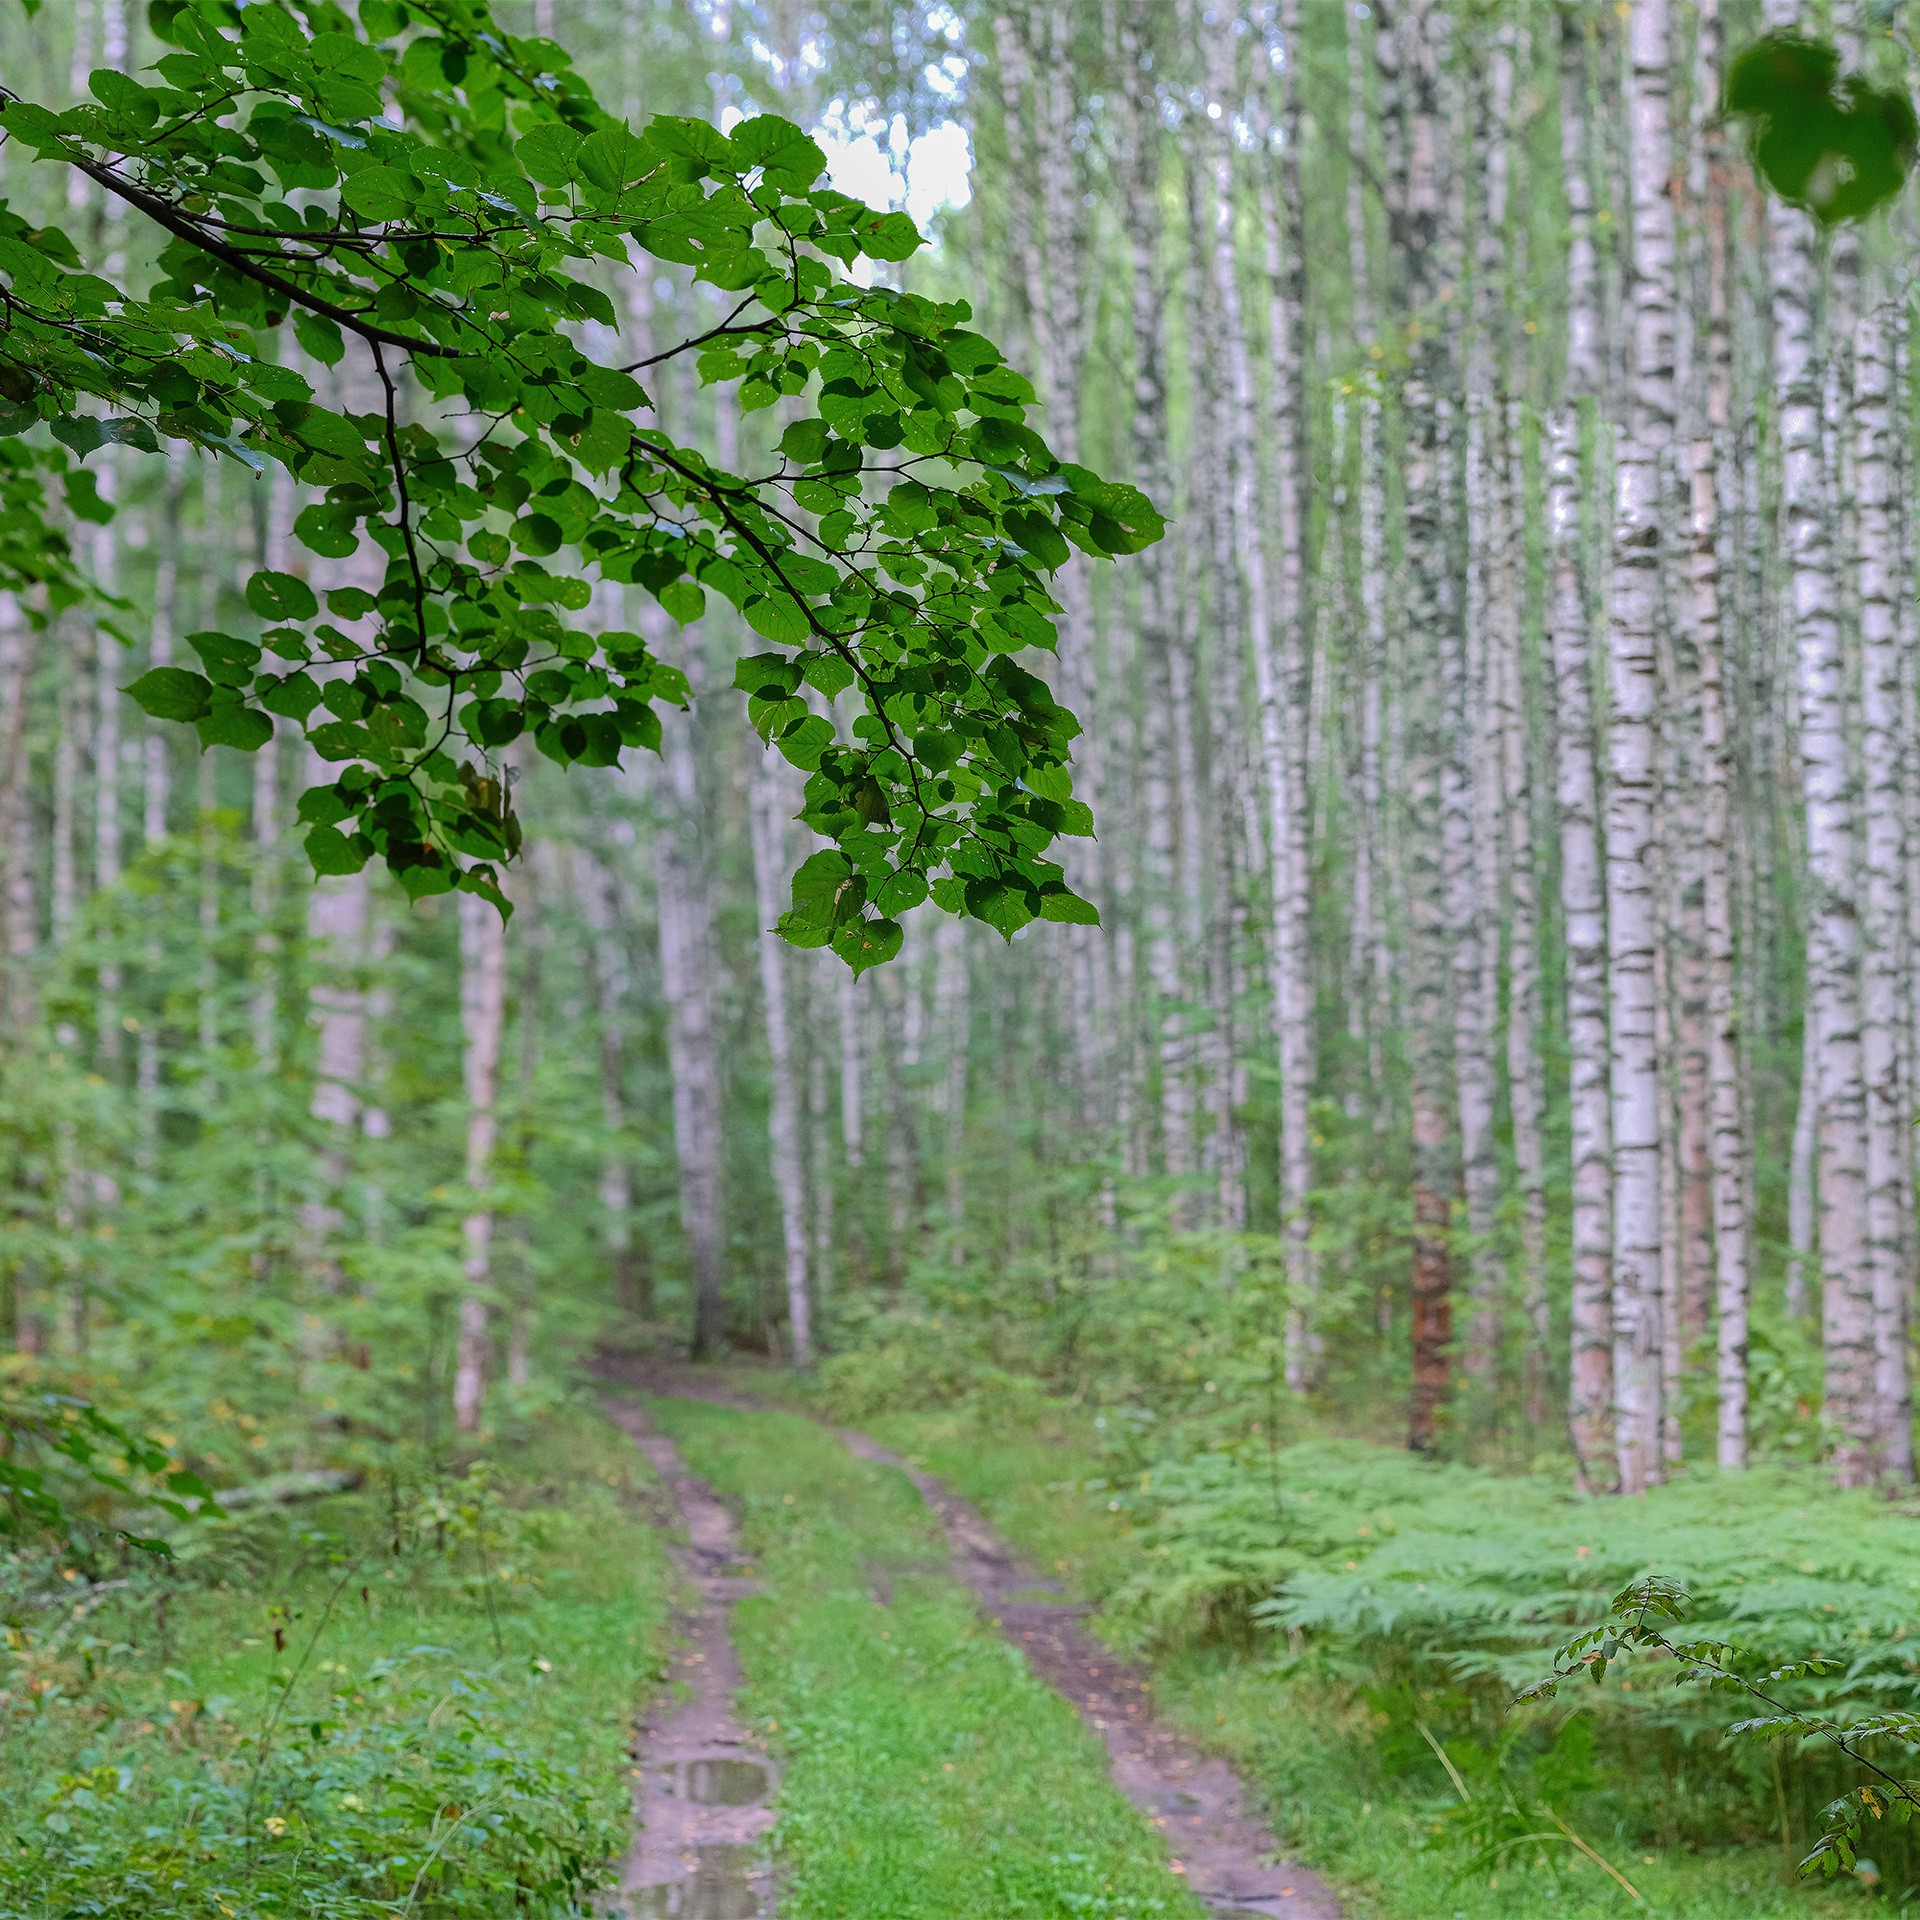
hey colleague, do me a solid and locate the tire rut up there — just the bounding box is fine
[602,1397,777,1919]
[598,1361,1343,1920]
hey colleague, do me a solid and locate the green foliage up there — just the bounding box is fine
[1525,1575,1920,1887]
[0,1410,671,1917]
[0,1382,207,1554]
[1726,33,1918,225]
[0,0,1158,948]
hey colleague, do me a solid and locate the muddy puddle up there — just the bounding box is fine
[628,1845,763,1918]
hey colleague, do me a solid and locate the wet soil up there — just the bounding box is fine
[602,1397,777,1919]
[598,1359,1343,1920]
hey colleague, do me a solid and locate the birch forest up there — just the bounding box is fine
[13,0,1920,1911]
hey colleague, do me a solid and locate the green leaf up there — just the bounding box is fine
[658,578,705,625]
[575,126,648,195]
[184,631,262,689]
[308,720,376,761]
[802,652,856,699]
[340,166,412,221]
[246,570,319,622]
[516,124,582,187]
[788,848,861,931]
[1039,887,1100,926]
[63,469,114,524]
[745,594,809,645]
[124,667,212,723]
[258,671,322,721]
[292,311,346,367]
[1725,34,1919,225]
[734,652,802,699]
[195,701,273,751]
[728,114,827,188]
[914,729,963,772]
[859,210,923,262]
[833,916,903,974]
[303,824,367,875]
[1005,507,1071,570]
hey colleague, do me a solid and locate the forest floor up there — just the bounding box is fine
[0,1377,1880,1918]
[0,1407,675,1918]
[832,1396,1870,1920]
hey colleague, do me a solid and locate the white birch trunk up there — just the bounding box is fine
[454,888,507,1432]
[656,708,726,1358]
[92,461,122,1079]
[1694,374,1752,1472]
[0,595,40,1035]
[934,913,971,1255]
[1604,0,1676,1495]
[1852,304,1914,1481]
[1243,0,1315,1378]
[575,846,639,1311]
[1498,439,1551,1420]
[1770,182,1876,1482]
[749,751,812,1366]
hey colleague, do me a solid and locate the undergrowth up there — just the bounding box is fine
[808,1355,1912,1911]
[0,1403,670,1917]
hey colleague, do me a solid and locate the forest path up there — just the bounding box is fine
[602,1397,778,1919]
[599,1361,1343,1920]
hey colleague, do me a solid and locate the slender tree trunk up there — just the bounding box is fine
[835,957,866,1279]
[453,889,507,1432]
[1396,0,1457,1452]
[576,846,639,1312]
[935,913,971,1255]
[1242,0,1316,1378]
[0,594,40,1036]
[657,706,726,1359]
[1605,0,1677,1496]
[1852,303,1914,1481]
[749,751,812,1366]
[1694,325,1751,1473]
[305,869,368,1290]
[93,461,123,1081]
[1498,442,1551,1423]
[1771,246,1875,1485]
[1549,410,1616,1487]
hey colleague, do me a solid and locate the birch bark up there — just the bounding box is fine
[1852,304,1913,1481]
[1604,0,1676,1495]
[0,596,39,1036]
[1694,324,1751,1471]
[749,750,812,1366]
[1397,0,1457,1452]
[1245,0,1315,1377]
[1770,186,1876,1484]
[657,702,726,1359]
[575,846,639,1312]
[454,888,507,1432]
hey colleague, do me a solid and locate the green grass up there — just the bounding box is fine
[841,1401,1868,1920]
[0,1403,672,1917]
[646,1393,1207,1920]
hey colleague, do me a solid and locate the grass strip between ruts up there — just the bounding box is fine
[645,1393,1208,1920]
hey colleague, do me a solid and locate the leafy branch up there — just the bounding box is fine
[1520,1574,1920,1879]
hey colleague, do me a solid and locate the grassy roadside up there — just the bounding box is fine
[0,1403,671,1918]
[840,1401,1861,1920]
[644,1392,1208,1920]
